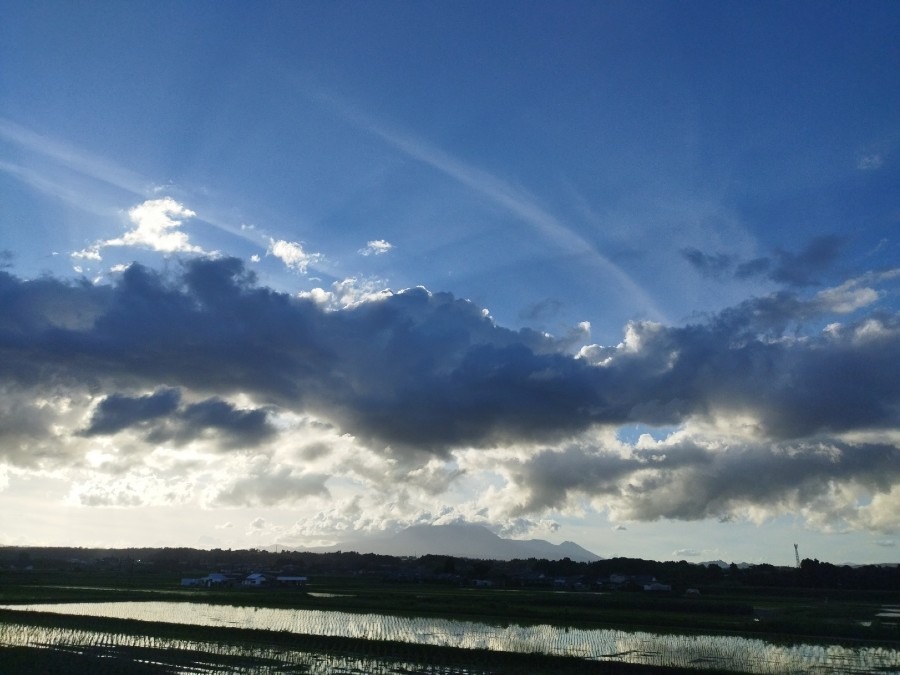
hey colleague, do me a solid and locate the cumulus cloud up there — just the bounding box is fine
[299,277,392,310]
[73,197,207,260]
[1,256,899,535]
[492,431,900,531]
[213,464,329,507]
[359,239,393,256]
[267,238,320,273]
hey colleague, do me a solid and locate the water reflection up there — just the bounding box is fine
[0,620,475,674]
[2,601,898,674]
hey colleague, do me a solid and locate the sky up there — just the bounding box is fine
[1,1,898,565]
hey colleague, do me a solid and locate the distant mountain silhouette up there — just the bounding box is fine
[305,523,602,562]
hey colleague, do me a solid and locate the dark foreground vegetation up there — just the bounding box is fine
[1,546,898,673]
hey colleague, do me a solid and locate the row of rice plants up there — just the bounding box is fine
[3,601,899,673]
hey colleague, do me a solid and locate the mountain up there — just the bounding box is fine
[305,523,602,562]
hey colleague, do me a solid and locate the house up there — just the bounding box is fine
[203,572,229,587]
[242,573,267,586]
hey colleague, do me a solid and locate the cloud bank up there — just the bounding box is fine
[1,256,898,537]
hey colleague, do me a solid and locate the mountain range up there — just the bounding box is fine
[300,523,602,562]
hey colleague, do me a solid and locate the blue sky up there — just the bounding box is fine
[1,1,898,564]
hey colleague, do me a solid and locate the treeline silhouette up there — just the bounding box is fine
[3,546,898,591]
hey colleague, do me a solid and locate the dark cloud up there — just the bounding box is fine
[769,235,843,286]
[519,298,564,322]
[508,439,900,523]
[82,388,181,436]
[681,248,735,280]
[82,389,274,449]
[1,257,899,460]
[168,398,273,448]
[735,257,771,279]
[684,235,843,287]
[0,250,13,269]
[1,256,899,529]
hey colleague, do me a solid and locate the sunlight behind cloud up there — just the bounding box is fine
[72,197,206,261]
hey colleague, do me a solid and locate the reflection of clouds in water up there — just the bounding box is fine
[2,601,899,673]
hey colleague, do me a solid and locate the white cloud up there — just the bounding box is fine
[674,548,701,557]
[299,277,392,310]
[73,197,206,260]
[857,154,883,170]
[267,238,321,273]
[816,279,879,314]
[117,198,202,253]
[359,239,393,256]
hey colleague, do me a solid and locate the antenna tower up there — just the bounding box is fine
[794,543,800,568]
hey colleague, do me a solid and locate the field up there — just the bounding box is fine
[1,565,899,673]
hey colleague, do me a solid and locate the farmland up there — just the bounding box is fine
[1,548,898,673]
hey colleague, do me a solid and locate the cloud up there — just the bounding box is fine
[769,236,843,287]
[857,154,883,170]
[680,248,735,280]
[267,238,321,273]
[1,256,899,534]
[73,197,207,260]
[81,389,275,449]
[498,433,900,531]
[674,549,701,557]
[519,298,564,323]
[214,464,329,507]
[359,240,393,256]
[3,256,899,452]
[684,235,844,287]
[82,388,181,436]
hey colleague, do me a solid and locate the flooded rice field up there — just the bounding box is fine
[2,601,899,673]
